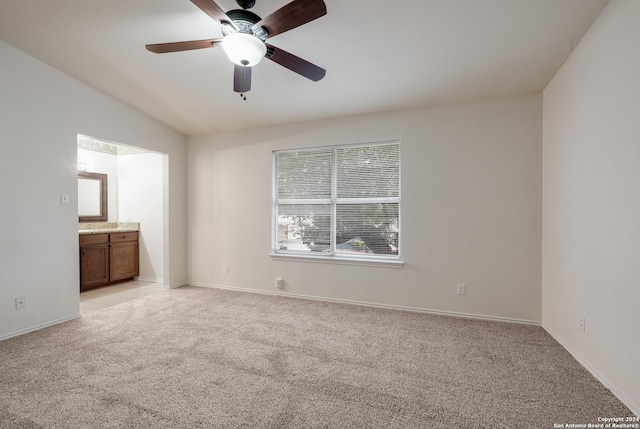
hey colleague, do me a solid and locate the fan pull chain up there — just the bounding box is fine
[240,93,247,101]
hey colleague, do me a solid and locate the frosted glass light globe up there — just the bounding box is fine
[221,33,267,67]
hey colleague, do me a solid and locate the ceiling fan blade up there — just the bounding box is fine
[252,0,326,39]
[146,38,222,54]
[190,0,238,30]
[266,44,326,82]
[234,65,252,93]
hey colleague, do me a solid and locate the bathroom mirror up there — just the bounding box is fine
[78,171,107,222]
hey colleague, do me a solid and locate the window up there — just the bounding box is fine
[273,141,400,261]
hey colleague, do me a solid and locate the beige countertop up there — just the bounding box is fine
[79,222,139,235]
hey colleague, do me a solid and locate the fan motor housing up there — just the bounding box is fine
[221,9,265,38]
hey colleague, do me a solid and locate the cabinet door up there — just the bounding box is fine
[80,244,110,291]
[110,241,139,282]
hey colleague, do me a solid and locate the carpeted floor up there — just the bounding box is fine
[0,286,632,428]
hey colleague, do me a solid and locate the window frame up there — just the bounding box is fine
[271,140,402,266]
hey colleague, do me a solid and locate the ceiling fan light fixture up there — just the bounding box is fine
[221,32,266,67]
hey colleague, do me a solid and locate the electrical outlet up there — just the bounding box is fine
[456,284,466,295]
[276,278,284,289]
[15,296,26,310]
[579,316,586,333]
[223,265,229,274]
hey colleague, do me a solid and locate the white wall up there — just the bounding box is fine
[542,0,640,414]
[0,41,79,337]
[118,152,164,283]
[0,40,187,339]
[188,93,542,323]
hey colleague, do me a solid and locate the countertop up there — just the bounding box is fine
[79,222,139,235]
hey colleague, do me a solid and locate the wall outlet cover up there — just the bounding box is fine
[15,296,26,310]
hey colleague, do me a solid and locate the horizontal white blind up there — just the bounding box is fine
[335,203,399,256]
[276,204,331,253]
[276,149,332,200]
[336,144,400,199]
[274,141,400,259]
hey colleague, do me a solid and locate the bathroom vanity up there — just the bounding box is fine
[79,223,139,291]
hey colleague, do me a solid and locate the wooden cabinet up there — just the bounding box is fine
[79,234,109,290]
[109,232,139,283]
[80,231,139,291]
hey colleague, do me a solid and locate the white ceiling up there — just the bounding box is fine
[0,0,608,136]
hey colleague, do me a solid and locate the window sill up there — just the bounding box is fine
[270,253,404,268]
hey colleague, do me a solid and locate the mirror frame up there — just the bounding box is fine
[78,171,108,222]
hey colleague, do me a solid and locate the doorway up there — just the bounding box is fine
[77,135,169,309]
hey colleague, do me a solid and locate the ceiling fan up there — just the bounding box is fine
[146,0,327,99]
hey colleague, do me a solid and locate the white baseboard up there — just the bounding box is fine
[543,324,639,417]
[187,281,541,326]
[0,315,80,342]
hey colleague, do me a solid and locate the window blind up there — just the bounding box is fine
[274,141,400,259]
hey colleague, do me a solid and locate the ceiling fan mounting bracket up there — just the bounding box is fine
[236,0,256,9]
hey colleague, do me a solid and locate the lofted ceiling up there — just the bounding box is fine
[0,0,608,136]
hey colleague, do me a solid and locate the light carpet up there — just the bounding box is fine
[0,286,632,428]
